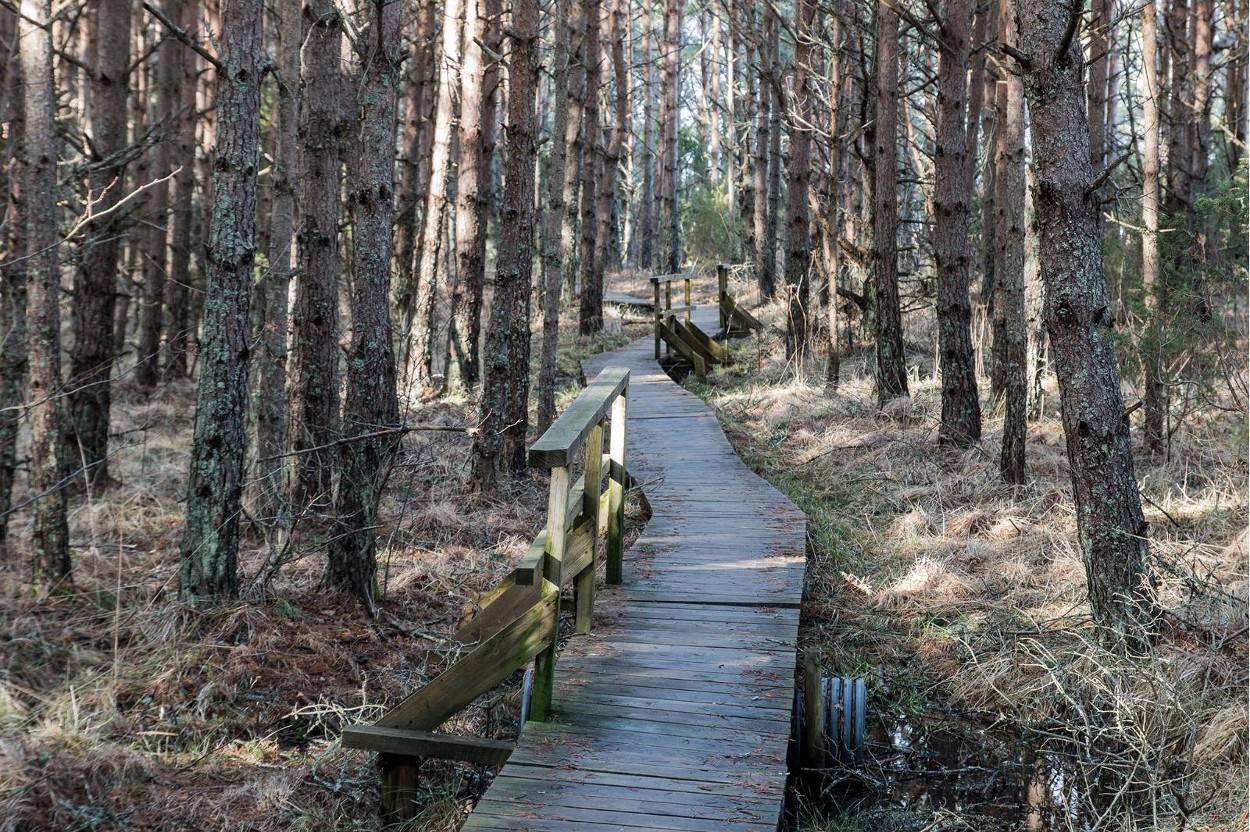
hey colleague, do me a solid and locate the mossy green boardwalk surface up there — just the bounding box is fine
[462,307,806,831]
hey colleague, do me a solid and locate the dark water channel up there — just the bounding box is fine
[791,711,1087,831]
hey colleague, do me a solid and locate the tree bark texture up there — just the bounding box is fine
[783,0,816,361]
[638,0,656,270]
[20,0,71,582]
[872,5,908,404]
[995,0,1027,482]
[179,0,263,602]
[577,0,603,336]
[249,0,299,517]
[933,0,981,446]
[538,0,574,434]
[67,0,130,486]
[472,0,538,487]
[406,0,462,389]
[1015,0,1158,652]
[1141,0,1166,452]
[328,0,403,609]
[659,0,681,273]
[0,22,26,551]
[289,0,342,508]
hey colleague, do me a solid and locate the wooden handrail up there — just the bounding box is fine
[344,367,631,821]
[652,273,693,360]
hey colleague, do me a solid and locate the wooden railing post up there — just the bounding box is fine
[684,276,692,327]
[379,754,420,822]
[530,465,569,722]
[574,421,603,634]
[717,264,728,332]
[606,385,628,584]
[653,280,662,360]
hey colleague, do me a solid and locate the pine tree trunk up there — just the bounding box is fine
[289,0,343,509]
[933,0,981,446]
[995,0,1027,482]
[1086,0,1111,176]
[638,0,656,271]
[1141,0,1166,453]
[577,0,603,335]
[395,0,439,335]
[1015,0,1158,652]
[329,0,403,609]
[407,0,462,389]
[659,0,681,272]
[764,11,782,298]
[67,0,130,486]
[752,21,770,297]
[163,0,199,379]
[539,0,574,433]
[135,0,183,388]
[0,20,27,551]
[783,0,816,361]
[472,0,538,487]
[559,7,587,300]
[451,0,489,388]
[179,0,263,602]
[249,0,299,517]
[872,4,908,404]
[20,0,70,582]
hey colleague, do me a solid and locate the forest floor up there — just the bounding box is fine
[0,302,651,832]
[1,270,1244,832]
[685,274,1248,831]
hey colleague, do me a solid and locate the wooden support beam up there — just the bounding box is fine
[379,753,420,822]
[379,579,560,731]
[575,420,604,634]
[606,388,628,584]
[455,577,542,644]
[344,726,514,766]
[531,466,571,723]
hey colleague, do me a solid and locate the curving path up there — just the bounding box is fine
[461,306,807,832]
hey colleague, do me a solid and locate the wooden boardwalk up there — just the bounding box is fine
[462,305,807,832]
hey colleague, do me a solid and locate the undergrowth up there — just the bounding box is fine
[685,286,1247,832]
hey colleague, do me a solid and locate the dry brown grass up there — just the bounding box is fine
[689,298,1248,831]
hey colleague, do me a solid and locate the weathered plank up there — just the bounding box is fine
[342,726,513,765]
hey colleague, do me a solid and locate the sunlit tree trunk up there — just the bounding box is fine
[407,0,462,389]
[179,0,263,602]
[559,6,587,300]
[162,0,199,380]
[638,0,656,270]
[1141,0,1166,452]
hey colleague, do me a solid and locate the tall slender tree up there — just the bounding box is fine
[249,0,299,516]
[933,0,981,446]
[658,0,682,272]
[1141,0,1166,452]
[473,0,538,486]
[328,0,403,609]
[179,0,264,601]
[577,0,603,335]
[1014,0,1158,651]
[20,0,70,582]
[407,0,462,388]
[1,9,27,552]
[872,4,908,403]
[996,0,1027,482]
[289,0,343,508]
[67,0,131,486]
[782,0,816,360]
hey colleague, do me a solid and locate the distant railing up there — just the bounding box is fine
[717,263,765,337]
[651,272,731,379]
[343,367,630,820]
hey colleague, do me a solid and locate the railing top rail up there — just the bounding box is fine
[528,367,629,469]
[648,272,687,285]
